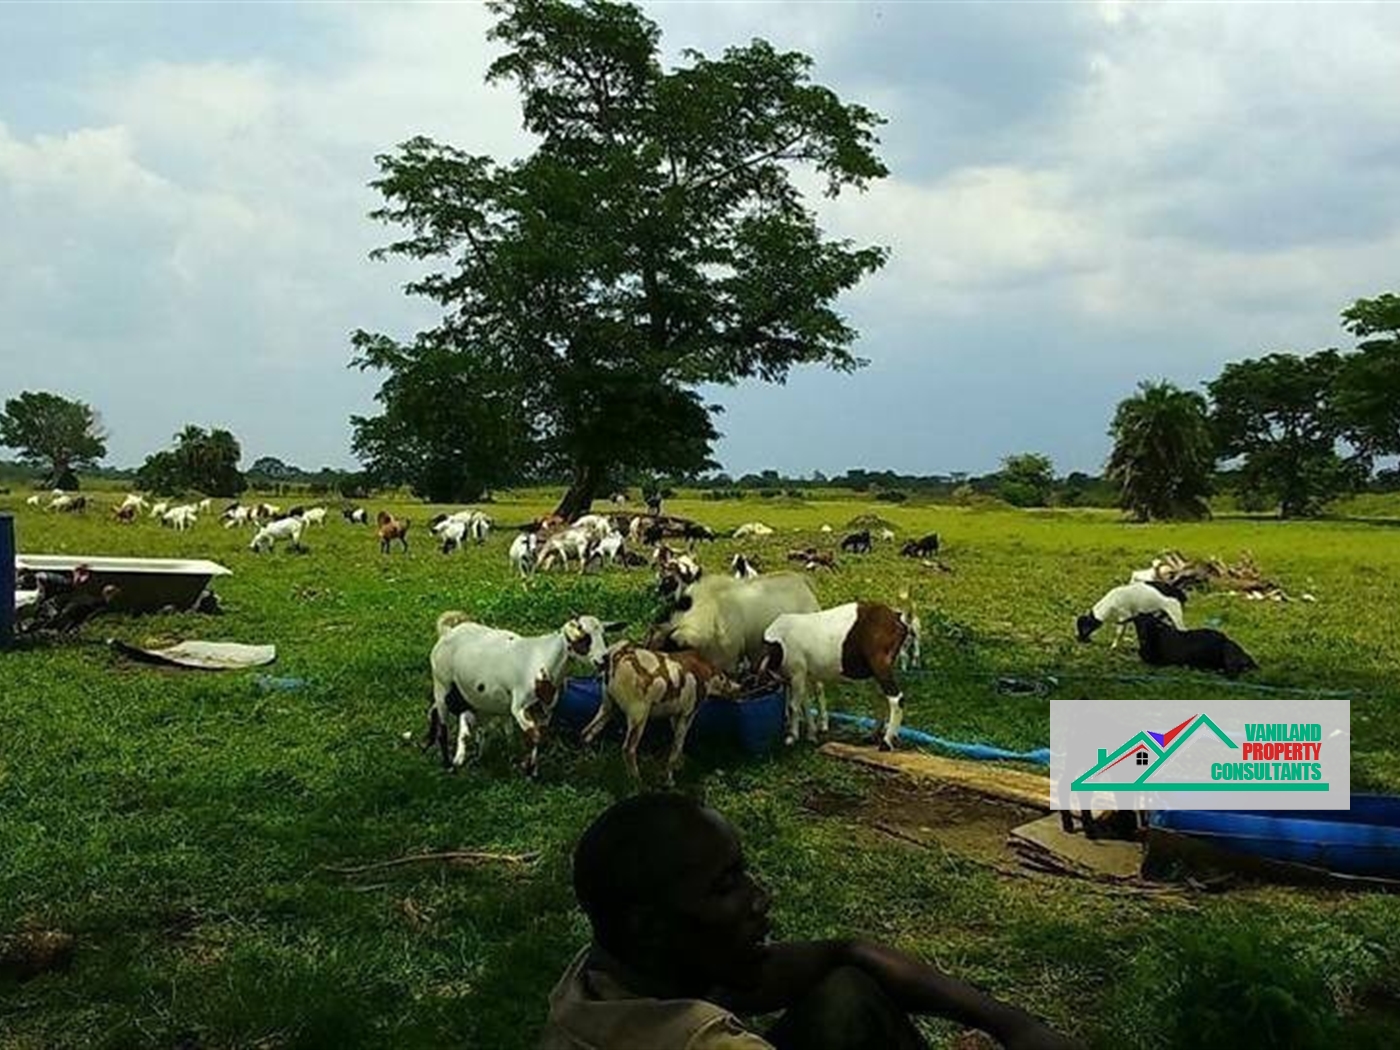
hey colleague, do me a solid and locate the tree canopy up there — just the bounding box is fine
[0,391,107,489]
[998,452,1054,507]
[136,426,246,497]
[1105,380,1213,521]
[351,0,889,513]
[1208,352,1359,518]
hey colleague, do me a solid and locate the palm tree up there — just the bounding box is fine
[1106,381,1215,521]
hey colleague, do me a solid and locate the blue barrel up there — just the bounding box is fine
[1148,797,1400,879]
[0,513,13,649]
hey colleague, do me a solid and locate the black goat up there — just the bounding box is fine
[1130,613,1258,678]
[900,533,940,558]
[840,529,872,554]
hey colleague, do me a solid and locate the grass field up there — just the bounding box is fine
[3,492,1400,1049]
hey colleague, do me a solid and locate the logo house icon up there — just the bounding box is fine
[1069,713,1326,793]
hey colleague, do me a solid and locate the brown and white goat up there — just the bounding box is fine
[583,643,738,785]
[761,602,915,749]
[377,511,411,554]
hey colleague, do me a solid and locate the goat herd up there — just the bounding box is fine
[19,491,1263,785]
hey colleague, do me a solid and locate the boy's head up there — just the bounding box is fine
[573,794,772,990]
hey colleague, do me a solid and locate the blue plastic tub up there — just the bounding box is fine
[555,676,787,757]
[1148,796,1400,879]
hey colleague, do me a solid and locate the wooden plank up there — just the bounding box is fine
[818,742,1050,811]
[1008,815,1143,881]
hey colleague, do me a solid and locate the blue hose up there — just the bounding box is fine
[825,711,1051,766]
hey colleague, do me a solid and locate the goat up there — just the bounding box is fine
[118,494,147,513]
[761,602,914,749]
[1129,613,1258,678]
[162,505,198,531]
[508,532,539,577]
[840,530,872,554]
[222,505,253,529]
[377,511,410,554]
[787,547,837,571]
[149,501,170,519]
[427,612,620,775]
[656,553,703,601]
[901,533,940,558]
[878,528,896,542]
[196,498,213,513]
[583,643,739,785]
[730,553,760,579]
[250,516,305,553]
[647,571,819,675]
[1077,581,1186,650]
[301,507,327,526]
[343,506,368,525]
[732,522,775,540]
[435,518,469,554]
[25,495,42,507]
[113,504,138,524]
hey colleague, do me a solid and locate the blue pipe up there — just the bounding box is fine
[0,513,13,649]
[825,710,1051,765]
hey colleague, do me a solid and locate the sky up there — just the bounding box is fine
[3,1,1400,478]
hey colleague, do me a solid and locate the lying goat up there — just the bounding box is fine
[377,512,411,554]
[1130,613,1258,678]
[427,611,618,775]
[1077,581,1186,650]
[249,516,305,553]
[583,643,738,785]
[762,601,915,748]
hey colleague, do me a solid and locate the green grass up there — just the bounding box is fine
[3,493,1400,1048]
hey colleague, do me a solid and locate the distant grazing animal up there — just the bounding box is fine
[761,601,915,748]
[250,516,306,553]
[25,495,41,507]
[819,524,833,534]
[162,505,198,531]
[878,528,896,542]
[732,522,775,540]
[113,504,138,523]
[730,554,760,579]
[427,612,620,775]
[508,532,539,577]
[787,547,837,571]
[840,530,872,554]
[343,506,368,525]
[222,505,254,528]
[118,494,147,513]
[1077,581,1186,650]
[149,501,170,519]
[377,512,411,554]
[901,533,940,558]
[1130,613,1258,678]
[301,507,327,526]
[585,643,738,784]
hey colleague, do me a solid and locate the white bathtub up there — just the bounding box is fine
[15,555,232,613]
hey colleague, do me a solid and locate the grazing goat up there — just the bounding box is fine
[25,495,41,507]
[301,507,327,526]
[1077,581,1186,650]
[113,504,138,523]
[162,505,198,531]
[878,528,896,542]
[1130,613,1258,678]
[196,498,213,513]
[732,522,775,540]
[762,602,914,748]
[250,516,305,553]
[508,532,539,577]
[840,530,872,554]
[149,501,170,519]
[343,506,368,525]
[377,512,410,554]
[730,553,760,579]
[647,572,819,675]
[584,644,739,785]
[435,518,469,554]
[901,533,940,557]
[428,612,620,775]
[657,553,703,600]
[222,505,254,528]
[537,526,592,572]
[118,494,147,514]
[787,547,837,571]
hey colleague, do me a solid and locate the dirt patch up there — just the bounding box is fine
[803,776,1041,867]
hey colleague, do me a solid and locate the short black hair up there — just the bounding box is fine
[572,793,711,948]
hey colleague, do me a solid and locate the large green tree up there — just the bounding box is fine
[0,391,107,489]
[136,425,246,497]
[1105,380,1214,521]
[351,0,888,515]
[1208,352,1359,518]
[998,452,1054,507]
[1334,293,1400,465]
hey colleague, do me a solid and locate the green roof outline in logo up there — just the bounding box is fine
[1070,713,1329,792]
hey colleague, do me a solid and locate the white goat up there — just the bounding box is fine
[435,518,469,554]
[762,602,915,749]
[508,532,539,578]
[118,494,147,513]
[427,612,618,775]
[301,507,327,526]
[249,516,305,553]
[25,495,41,507]
[732,522,775,539]
[537,527,592,573]
[149,501,170,519]
[162,505,198,531]
[1077,581,1187,650]
[647,571,819,674]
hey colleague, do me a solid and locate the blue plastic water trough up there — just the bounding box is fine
[1148,797,1400,879]
[556,677,788,757]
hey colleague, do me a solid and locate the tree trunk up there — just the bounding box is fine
[554,462,603,521]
